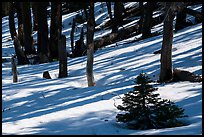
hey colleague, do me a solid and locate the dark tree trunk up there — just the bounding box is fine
[11,55,18,83]
[33,2,49,63]
[112,2,124,33]
[175,8,187,32]
[79,26,86,55]
[8,2,17,40]
[138,2,144,33]
[86,2,95,87]
[70,18,76,55]
[58,35,68,78]
[21,2,35,55]
[49,2,62,61]
[160,2,176,82]
[13,36,29,65]
[141,2,155,39]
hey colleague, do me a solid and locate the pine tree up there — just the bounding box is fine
[116,73,187,130]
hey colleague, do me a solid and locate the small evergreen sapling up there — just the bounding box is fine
[116,73,187,130]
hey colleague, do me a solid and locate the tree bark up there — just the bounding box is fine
[160,2,176,82]
[49,2,62,61]
[86,2,95,87]
[33,2,49,63]
[58,35,68,78]
[13,36,29,65]
[11,55,18,83]
[112,2,124,33]
[21,2,36,55]
[141,2,155,39]
[175,7,187,32]
[8,2,17,40]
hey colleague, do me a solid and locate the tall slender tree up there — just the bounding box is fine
[49,2,62,61]
[160,2,176,82]
[86,2,95,87]
[33,2,49,63]
[20,2,36,55]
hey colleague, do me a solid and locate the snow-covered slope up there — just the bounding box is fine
[2,2,202,135]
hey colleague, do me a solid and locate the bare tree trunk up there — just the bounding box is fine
[58,35,68,78]
[33,2,49,63]
[175,7,187,32]
[49,2,62,61]
[8,2,17,40]
[21,2,36,55]
[112,2,124,33]
[11,55,18,83]
[86,2,95,87]
[141,2,155,39]
[13,36,29,65]
[160,2,176,82]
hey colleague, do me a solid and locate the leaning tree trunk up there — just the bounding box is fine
[160,2,176,82]
[8,2,17,40]
[86,2,95,87]
[21,2,36,55]
[33,2,49,63]
[49,2,62,61]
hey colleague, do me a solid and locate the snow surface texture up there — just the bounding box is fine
[2,2,202,135]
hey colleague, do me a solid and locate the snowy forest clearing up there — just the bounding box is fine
[2,2,202,135]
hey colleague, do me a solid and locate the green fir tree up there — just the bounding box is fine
[116,73,187,130]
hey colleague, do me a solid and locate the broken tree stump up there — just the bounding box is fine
[172,69,202,82]
[43,71,51,79]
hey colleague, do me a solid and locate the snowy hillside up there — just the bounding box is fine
[2,2,202,135]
